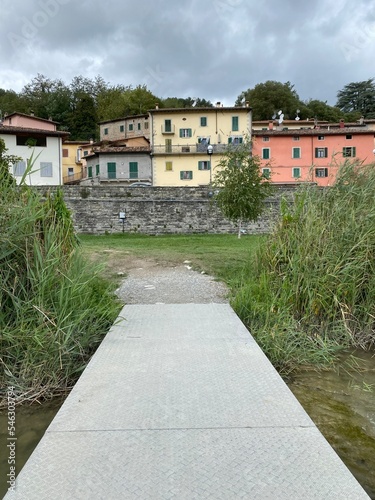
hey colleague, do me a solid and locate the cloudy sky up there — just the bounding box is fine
[0,0,374,107]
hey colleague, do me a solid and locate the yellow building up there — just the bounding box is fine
[62,141,93,184]
[149,104,252,186]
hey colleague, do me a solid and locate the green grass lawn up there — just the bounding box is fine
[79,233,264,291]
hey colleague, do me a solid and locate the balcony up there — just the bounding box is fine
[161,124,175,134]
[63,172,83,185]
[152,143,229,155]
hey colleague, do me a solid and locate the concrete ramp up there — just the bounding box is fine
[5,304,369,499]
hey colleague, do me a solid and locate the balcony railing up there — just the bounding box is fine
[161,125,175,134]
[152,143,230,155]
[63,172,83,184]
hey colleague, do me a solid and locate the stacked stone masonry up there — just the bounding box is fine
[34,185,299,235]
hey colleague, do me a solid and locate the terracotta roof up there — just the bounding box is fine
[98,114,149,124]
[86,146,150,159]
[149,106,252,113]
[0,124,69,137]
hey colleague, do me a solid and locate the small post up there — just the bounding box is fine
[119,211,126,233]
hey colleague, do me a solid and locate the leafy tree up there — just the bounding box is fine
[0,89,28,116]
[336,79,375,118]
[68,94,98,141]
[96,85,128,121]
[162,96,213,108]
[0,138,19,188]
[122,85,160,115]
[235,81,301,120]
[299,99,344,122]
[212,138,272,238]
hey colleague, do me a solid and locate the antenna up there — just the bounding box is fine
[295,109,300,121]
[272,112,277,120]
[278,110,284,125]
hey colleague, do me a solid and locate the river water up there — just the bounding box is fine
[1,351,374,498]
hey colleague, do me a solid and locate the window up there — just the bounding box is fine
[120,125,124,132]
[292,167,301,178]
[262,148,270,160]
[179,128,192,138]
[293,136,300,141]
[262,168,271,179]
[180,171,193,180]
[16,136,46,147]
[198,161,211,170]
[138,123,141,131]
[129,123,134,131]
[164,119,172,132]
[292,147,301,159]
[96,164,100,176]
[68,167,74,176]
[144,122,149,129]
[262,137,270,142]
[228,136,243,145]
[343,147,356,157]
[13,160,26,176]
[104,128,108,135]
[88,166,93,178]
[315,147,328,158]
[107,162,116,179]
[40,162,53,177]
[200,117,207,127]
[165,161,173,171]
[63,148,69,157]
[181,146,191,153]
[318,135,325,141]
[129,162,138,179]
[83,150,88,157]
[232,116,239,131]
[165,139,172,153]
[346,134,352,140]
[315,168,328,178]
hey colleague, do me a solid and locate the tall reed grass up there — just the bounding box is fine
[233,160,375,374]
[0,154,121,405]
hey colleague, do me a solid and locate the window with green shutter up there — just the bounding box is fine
[200,117,207,127]
[165,161,173,171]
[107,162,116,179]
[262,168,271,179]
[232,116,239,131]
[88,166,93,178]
[343,147,356,157]
[120,125,124,132]
[164,119,172,132]
[104,128,108,135]
[129,162,138,179]
[292,147,301,159]
[262,148,270,160]
[292,167,301,178]
[129,123,134,131]
[165,139,172,153]
[96,164,100,176]
[198,161,211,170]
[179,128,192,138]
[180,171,193,180]
[315,147,328,158]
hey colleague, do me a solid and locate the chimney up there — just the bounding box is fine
[216,101,221,108]
[268,121,274,130]
[339,119,344,128]
[155,103,159,110]
[245,101,249,107]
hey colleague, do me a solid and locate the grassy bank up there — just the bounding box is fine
[233,161,375,373]
[0,180,121,407]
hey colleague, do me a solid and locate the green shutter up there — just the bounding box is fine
[107,162,116,179]
[325,148,328,158]
[88,166,93,178]
[198,161,203,170]
[179,129,183,138]
[293,148,300,159]
[200,117,207,126]
[165,120,171,132]
[228,137,232,144]
[188,128,192,137]
[293,168,300,178]
[96,164,100,176]
[263,148,270,160]
[129,162,138,179]
[353,147,356,157]
[232,116,239,131]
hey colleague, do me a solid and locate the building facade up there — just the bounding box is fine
[0,113,68,186]
[99,114,150,142]
[252,126,375,186]
[149,105,252,186]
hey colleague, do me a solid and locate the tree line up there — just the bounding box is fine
[0,74,374,141]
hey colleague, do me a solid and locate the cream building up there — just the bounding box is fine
[149,104,252,186]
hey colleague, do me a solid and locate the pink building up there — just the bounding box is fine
[252,126,375,186]
[2,112,58,132]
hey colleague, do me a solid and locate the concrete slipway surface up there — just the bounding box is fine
[5,303,370,500]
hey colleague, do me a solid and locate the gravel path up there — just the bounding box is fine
[116,263,229,304]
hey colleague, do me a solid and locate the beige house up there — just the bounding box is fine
[62,140,94,184]
[149,104,252,186]
[99,114,150,142]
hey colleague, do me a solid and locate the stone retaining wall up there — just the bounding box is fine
[34,185,298,235]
